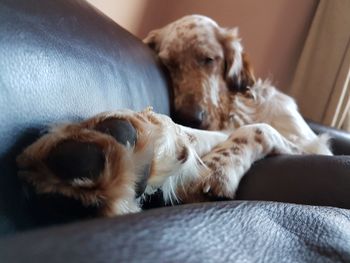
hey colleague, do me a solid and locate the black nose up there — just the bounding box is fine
[172,106,206,128]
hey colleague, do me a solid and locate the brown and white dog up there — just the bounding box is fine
[17,15,331,217]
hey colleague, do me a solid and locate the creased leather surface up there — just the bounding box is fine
[1,201,350,263]
[0,0,169,235]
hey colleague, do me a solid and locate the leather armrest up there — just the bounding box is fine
[141,155,350,211]
[308,121,350,155]
[1,201,349,263]
[236,155,350,208]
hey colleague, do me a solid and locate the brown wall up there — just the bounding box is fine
[86,0,148,34]
[87,0,319,92]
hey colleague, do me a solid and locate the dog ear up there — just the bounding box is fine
[143,29,161,53]
[220,28,255,92]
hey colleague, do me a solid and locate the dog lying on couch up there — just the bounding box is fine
[17,15,331,217]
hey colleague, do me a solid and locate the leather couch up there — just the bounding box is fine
[1,0,350,262]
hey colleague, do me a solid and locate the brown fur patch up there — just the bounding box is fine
[230,146,241,154]
[177,146,189,163]
[177,31,185,39]
[254,135,263,144]
[205,161,217,170]
[222,151,230,157]
[240,52,256,88]
[187,23,196,30]
[186,132,196,143]
[212,156,220,162]
[233,137,248,144]
[255,128,262,135]
[243,90,255,99]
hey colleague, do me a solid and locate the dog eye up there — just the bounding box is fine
[199,57,215,66]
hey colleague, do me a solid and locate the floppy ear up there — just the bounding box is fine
[143,29,161,53]
[220,28,255,92]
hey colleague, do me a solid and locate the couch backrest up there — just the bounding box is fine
[0,0,170,236]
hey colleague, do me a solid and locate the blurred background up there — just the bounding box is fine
[86,0,317,92]
[86,0,350,131]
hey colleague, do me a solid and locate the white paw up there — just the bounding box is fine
[201,168,240,199]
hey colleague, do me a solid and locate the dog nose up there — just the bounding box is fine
[172,106,206,128]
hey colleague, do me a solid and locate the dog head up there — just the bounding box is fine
[144,15,255,130]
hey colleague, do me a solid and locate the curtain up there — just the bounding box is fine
[289,0,350,129]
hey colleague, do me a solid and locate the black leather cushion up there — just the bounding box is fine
[236,155,350,208]
[1,201,349,263]
[0,0,169,235]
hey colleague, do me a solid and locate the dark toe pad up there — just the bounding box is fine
[46,140,105,181]
[94,118,137,147]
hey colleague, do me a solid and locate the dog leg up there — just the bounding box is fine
[142,115,229,204]
[17,108,230,214]
[198,123,303,199]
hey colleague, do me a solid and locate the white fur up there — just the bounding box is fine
[144,113,228,204]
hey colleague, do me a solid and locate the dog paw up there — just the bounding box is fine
[17,115,147,216]
[201,165,240,199]
[18,117,137,183]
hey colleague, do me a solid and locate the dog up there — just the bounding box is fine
[17,15,332,217]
